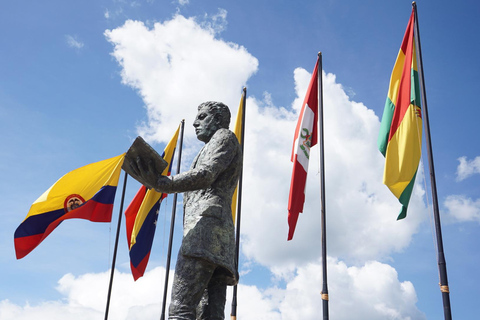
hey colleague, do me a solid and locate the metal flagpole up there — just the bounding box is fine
[231,87,247,320]
[412,2,452,319]
[104,171,129,320]
[317,52,329,320]
[160,120,185,320]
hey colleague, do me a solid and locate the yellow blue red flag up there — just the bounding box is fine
[124,126,180,281]
[14,154,125,259]
[231,89,246,223]
[378,8,422,219]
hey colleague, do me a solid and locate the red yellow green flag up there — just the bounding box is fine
[378,9,422,220]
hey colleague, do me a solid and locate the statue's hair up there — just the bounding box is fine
[198,101,231,129]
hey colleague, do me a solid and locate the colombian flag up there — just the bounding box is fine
[231,88,246,223]
[14,154,125,259]
[125,126,180,280]
[378,9,422,220]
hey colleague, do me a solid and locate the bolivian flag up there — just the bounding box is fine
[125,126,179,280]
[378,9,422,220]
[14,154,125,259]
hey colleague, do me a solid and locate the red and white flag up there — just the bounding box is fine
[288,60,319,240]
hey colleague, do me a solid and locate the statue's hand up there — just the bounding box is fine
[127,156,162,190]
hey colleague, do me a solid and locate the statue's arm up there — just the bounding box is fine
[154,167,215,193]
[154,130,238,193]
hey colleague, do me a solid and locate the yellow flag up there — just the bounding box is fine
[231,89,246,223]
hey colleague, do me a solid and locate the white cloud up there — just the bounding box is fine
[279,259,425,320]
[0,267,172,320]
[105,14,258,149]
[200,8,228,34]
[58,267,172,319]
[104,7,125,20]
[177,0,189,6]
[456,156,480,181]
[444,194,480,223]
[0,300,101,320]
[65,35,84,49]
[227,283,282,320]
[0,261,424,320]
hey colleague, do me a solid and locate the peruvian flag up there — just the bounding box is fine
[288,59,319,240]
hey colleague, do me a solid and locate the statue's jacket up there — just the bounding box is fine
[168,128,242,285]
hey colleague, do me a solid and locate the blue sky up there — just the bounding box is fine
[1,0,480,319]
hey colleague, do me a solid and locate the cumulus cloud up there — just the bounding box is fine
[279,259,425,320]
[0,267,172,320]
[105,13,258,149]
[0,261,424,320]
[456,156,480,181]
[0,300,100,320]
[200,8,228,34]
[65,35,84,49]
[444,195,480,223]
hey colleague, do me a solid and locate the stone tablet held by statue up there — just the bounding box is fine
[123,136,168,189]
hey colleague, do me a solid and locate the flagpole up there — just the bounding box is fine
[160,120,185,320]
[104,171,128,320]
[231,87,247,320]
[412,3,452,319]
[317,52,329,320]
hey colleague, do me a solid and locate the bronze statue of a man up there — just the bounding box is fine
[132,101,242,319]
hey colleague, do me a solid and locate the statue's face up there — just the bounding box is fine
[193,106,219,142]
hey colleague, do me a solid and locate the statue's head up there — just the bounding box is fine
[194,101,231,142]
